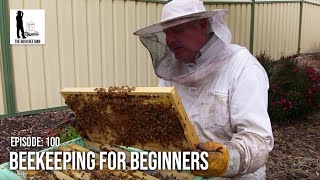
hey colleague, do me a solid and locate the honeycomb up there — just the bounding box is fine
[64,86,189,151]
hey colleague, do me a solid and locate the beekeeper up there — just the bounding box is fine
[133,0,274,179]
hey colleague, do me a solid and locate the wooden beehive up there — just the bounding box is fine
[60,87,200,151]
[12,139,196,180]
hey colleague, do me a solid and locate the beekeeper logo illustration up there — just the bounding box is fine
[10,10,45,44]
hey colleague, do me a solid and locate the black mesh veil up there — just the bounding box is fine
[135,10,232,86]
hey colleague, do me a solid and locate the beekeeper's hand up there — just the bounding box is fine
[69,112,88,138]
[191,141,229,177]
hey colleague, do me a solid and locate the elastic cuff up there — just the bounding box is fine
[223,144,240,177]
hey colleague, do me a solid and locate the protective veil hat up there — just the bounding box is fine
[134,0,228,40]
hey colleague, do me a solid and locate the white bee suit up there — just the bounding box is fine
[159,40,274,179]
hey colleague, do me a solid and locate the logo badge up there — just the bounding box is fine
[10,10,45,45]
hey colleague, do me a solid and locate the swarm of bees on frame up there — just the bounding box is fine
[65,86,185,149]
[25,171,58,180]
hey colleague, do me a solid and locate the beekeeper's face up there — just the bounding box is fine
[164,19,210,63]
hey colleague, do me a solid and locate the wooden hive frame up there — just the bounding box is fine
[60,87,200,151]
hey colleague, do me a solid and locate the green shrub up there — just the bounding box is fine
[256,53,320,122]
[59,126,81,143]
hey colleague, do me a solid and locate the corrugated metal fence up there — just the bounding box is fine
[0,35,5,115]
[0,0,320,117]
[301,2,320,52]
